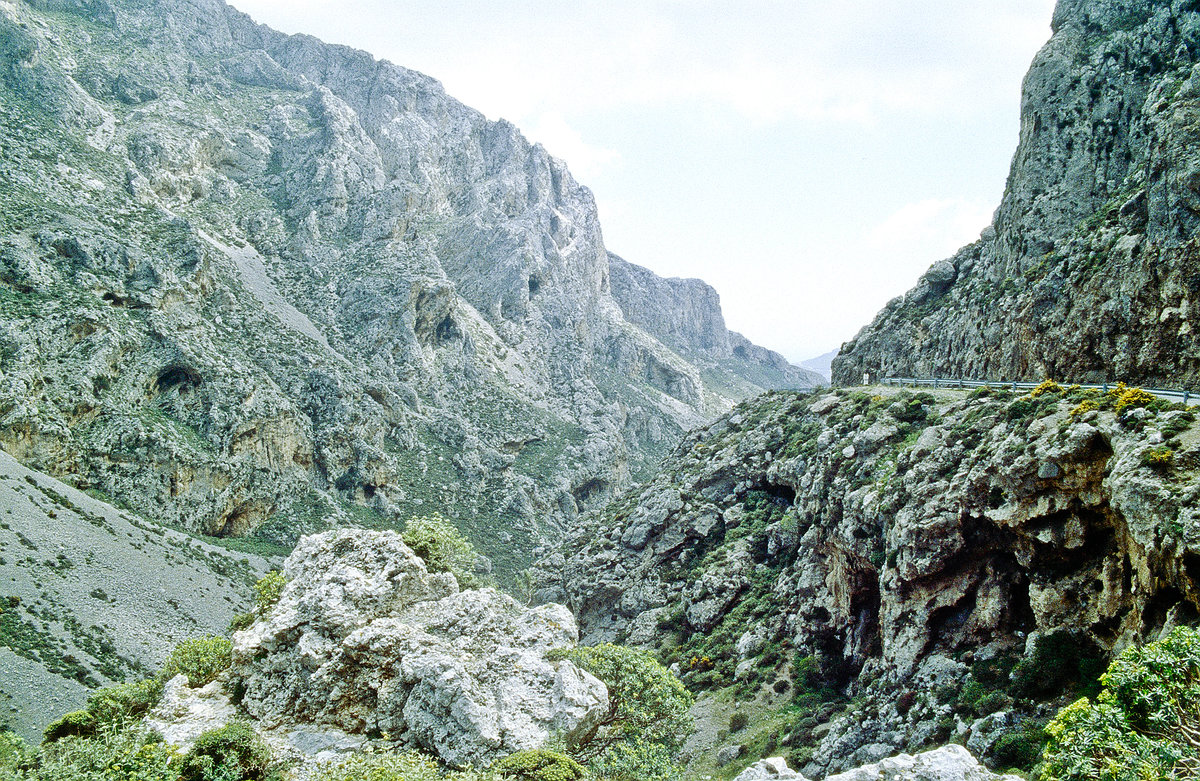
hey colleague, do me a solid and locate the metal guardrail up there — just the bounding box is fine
[880,377,1200,407]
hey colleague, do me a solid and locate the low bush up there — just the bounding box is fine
[728,711,749,733]
[253,571,286,612]
[23,727,177,781]
[990,719,1047,771]
[42,710,96,744]
[402,514,485,589]
[1030,379,1063,398]
[161,636,232,688]
[1068,399,1098,419]
[1140,446,1173,469]
[0,730,27,772]
[86,677,163,726]
[314,750,442,781]
[493,749,585,780]
[587,738,681,781]
[1010,631,1105,700]
[179,722,273,781]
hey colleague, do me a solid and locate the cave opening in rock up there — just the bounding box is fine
[528,275,542,297]
[1142,586,1187,635]
[761,482,796,506]
[571,478,608,507]
[434,315,460,344]
[153,365,202,397]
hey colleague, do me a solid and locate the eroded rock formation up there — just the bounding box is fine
[544,385,1200,775]
[232,529,607,767]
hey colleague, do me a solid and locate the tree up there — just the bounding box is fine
[1041,626,1200,781]
[549,643,692,777]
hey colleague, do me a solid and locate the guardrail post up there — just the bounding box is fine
[1103,382,1108,393]
[1186,391,1191,405]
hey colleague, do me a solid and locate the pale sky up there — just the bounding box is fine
[230,0,1059,363]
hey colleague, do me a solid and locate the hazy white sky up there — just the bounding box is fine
[230,0,1059,363]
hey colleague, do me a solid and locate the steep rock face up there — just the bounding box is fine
[834,0,1200,388]
[544,385,1200,775]
[232,529,608,768]
[0,0,811,576]
[608,254,825,395]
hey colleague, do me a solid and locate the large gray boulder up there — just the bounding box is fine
[232,529,607,767]
[824,745,1024,781]
[733,757,810,780]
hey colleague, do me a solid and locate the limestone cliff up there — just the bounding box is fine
[543,383,1200,776]
[607,254,824,396]
[0,0,813,580]
[834,0,1200,388]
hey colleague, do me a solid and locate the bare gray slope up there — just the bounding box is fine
[0,449,269,742]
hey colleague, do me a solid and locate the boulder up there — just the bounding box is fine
[733,757,809,780]
[824,745,1024,781]
[232,530,608,767]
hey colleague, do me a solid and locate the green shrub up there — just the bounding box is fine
[0,730,27,772]
[402,514,484,589]
[1011,631,1105,700]
[1006,397,1039,421]
[974,690,1012,716]
[990,719,1046,771]
[587,738,681,781]
[87,678,163,727]
[728,711,749,733]
[162,636,232,688]
[42,710,96,744]
[549,644,692,768]
[493,748,586,780]
[1041,626,1200,781]
[313,750,442,781]
[228,612,256,634]
[253,571,286,611]
[313,749,499,781]
[1140,446,1173,469]
[43,677,165,743]
[791,655,820,693]
[24,727,177,781]
[179,722,273,781]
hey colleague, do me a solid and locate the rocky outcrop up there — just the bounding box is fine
[544,384,1200,775]
[824,746,1023,781]
[732,747,1021,781]
[834,1,1200,388]
[232,529,607,768]
[0,0,808,583]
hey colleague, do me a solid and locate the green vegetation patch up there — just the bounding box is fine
[1041,625,1200,781]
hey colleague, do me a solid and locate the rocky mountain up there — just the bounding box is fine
[800,351,836,382]
[834,0,1200,388]
[607,254,825,396]
[542,382,1200,777]
[0,0,814,587]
